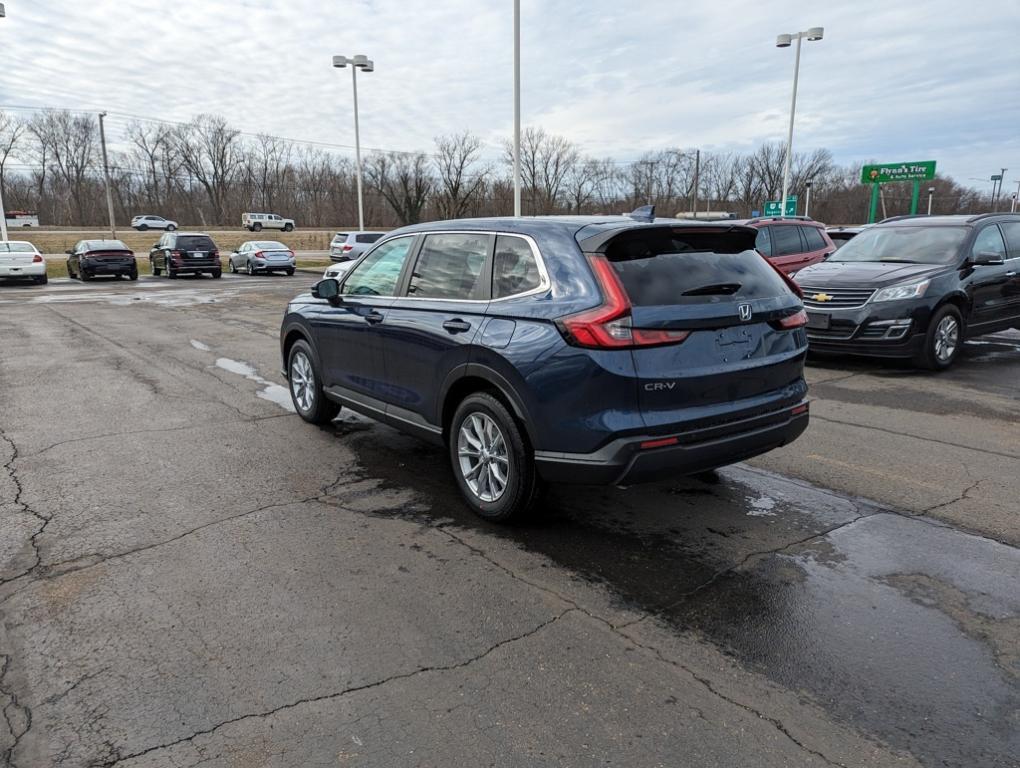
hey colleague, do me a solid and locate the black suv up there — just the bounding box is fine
[281,215,809,521]
[149,232,222,278]
[794,214,1020,369]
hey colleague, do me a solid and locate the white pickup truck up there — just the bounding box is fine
[242,212,295,232]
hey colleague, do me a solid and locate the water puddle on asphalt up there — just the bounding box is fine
[213,356,295,412]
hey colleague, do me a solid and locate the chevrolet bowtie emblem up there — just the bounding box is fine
[813,292,832,302]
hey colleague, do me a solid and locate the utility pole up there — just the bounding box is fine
[0,2,8,241]
[804,180,812,217]
[692,149,700,218]
[98,112,116,237]
[1012,180,1020,213]
[512,0,521,217]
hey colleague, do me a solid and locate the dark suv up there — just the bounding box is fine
[732,217,835,275]
[280,216,810,521]
[149,232,222,278]
[794,214,1020,369]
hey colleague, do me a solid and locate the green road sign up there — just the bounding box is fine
[763,196,797,216]
[861,161,936,184]
[991,174,1003,181]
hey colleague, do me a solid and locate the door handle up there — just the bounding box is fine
[442,318,472,334]
[1006,271,1017,278]
[364,311,384,325]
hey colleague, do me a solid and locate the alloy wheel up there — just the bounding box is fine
[933,315,959,363]
[457,413,510,502]
[290,351,315,412]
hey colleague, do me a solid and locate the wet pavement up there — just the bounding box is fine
[1,276,1018,767]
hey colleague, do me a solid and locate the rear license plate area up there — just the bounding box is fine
[715,326,753,348]
[806,312,830,330]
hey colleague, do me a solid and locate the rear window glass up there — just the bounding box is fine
[802,227,827,250]
[408,233,489,300]
[85,240,129,250]
[605,230,789,306]
[177,236,216,250]
[254,241,287,249]
[0,242,35,252]
[356,233,383,244]
[333,233,349,241]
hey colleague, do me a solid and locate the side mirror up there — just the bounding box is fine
[311,278,341,303]
[822,251,834,261]
[972,251,1005,266]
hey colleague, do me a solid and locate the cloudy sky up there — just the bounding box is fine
[1,0,1017,191]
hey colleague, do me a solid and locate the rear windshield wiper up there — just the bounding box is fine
[681,282,741,296]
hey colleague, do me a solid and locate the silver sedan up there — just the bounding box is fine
[228,241,296,275]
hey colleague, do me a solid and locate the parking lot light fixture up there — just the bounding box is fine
[776,26,824,220]
[333,54,374,232]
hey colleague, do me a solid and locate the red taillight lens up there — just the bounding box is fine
[255,251,264,258]
[32,254,43,263]
[212,250,220,258]
[640,436,680,450]
[342,244,353,252]
[792,403,809,415]
[772,309,808,330]
[559,255,691,349]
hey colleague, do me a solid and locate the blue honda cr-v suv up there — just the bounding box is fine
[280,213,810,521]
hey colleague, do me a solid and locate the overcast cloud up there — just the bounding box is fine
[0,0,1017,189]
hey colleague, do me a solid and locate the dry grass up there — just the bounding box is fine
[14,228,357,254]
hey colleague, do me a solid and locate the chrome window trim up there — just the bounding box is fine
[389,230,551,305]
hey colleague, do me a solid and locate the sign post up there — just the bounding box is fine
[861,161,937,222]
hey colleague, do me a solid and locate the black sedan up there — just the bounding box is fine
[67,240,137,281]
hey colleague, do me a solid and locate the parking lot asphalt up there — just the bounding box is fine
[1,274,1018,767]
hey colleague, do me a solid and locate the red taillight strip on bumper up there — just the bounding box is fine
[640,437,680,450]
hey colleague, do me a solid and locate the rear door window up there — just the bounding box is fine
[407,233,491,300]
[356,233,383,244]
[999,222,1020,259]
[605,229,789,305]
[493,235,543,298]
[755,227,772,256]
[343,236,415,297]
[771,226,804,257]
[802,226,827,250]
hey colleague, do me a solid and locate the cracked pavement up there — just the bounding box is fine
[1,275,1018,767]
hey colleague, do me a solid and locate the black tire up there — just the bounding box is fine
[128,269,138,281]
[449,392,540,523]
[246,261,255,276]
[252,223,262,232]
[166,224,176,232]
[228,259,237,274]
[283,223,294,232]
[915,304,963,371]
[287,340,340,425]
[34,274,48,285]
[286,268,295,276]
[211,269,222,279]
[80,268,91,282]
[138,224,149,231]
[167,264,177,279]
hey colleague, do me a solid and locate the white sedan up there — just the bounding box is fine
[0,241,47,285]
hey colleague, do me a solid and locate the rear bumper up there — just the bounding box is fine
[534,401,810,486]
[255,259,295,271]
[0,264,45,278]
[170,260,220,272]
[83,260,136,275]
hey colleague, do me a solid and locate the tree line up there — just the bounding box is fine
[0,109,1001,228]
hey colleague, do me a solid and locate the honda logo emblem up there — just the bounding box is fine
[738,304,753,321]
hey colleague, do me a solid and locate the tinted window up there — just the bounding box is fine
[831,226,968,265]
[999,222,1020,258]
[254,241,287,250]
[356,233,383,244]
[802,226,827,250]
[408,233,490,300]
[771,225,804,257]
[333,233,349,242]
[85,240,129,251]
[493,235,542,298]
[605,230,789,306]
[176,236,216,250]
[971,226,1006,259]
[343,236,414,296]
[755,227,772,256]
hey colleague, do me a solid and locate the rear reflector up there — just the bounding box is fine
[640,436,680,450]
[791,403,809,415]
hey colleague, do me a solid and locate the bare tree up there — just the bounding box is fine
[366,152,434,225]
[433,132,486,219]
[31,110,99,223]
[175,114,242,223]
[126,121,178,211]
[505,127,578,214]
[0,111,26,212]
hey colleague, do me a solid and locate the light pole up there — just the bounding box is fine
[98,112,116,238]
[927,186,935,215]
[333,54,374,232]
[0,2,8,241]
[804,180,812,217]
[1012,180,1020,213]
[513,0,521,216]
[776,26,823,219]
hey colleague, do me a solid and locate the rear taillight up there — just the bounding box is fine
[771,309,808,330]
[342,244,353,252]
[288,250,295,258]
[212,250,220,258]
[32,254,42,263]
[558,255,690,349]
[255,250,264,258]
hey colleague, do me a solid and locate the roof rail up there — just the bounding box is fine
[877,214,929,224]
[966,212,1019,222]
[745,215,814,225]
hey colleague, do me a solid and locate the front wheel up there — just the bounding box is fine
[288,340,340,425]
[252,223,262,232]
[916,305,963,371]
[449,393,540,523]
